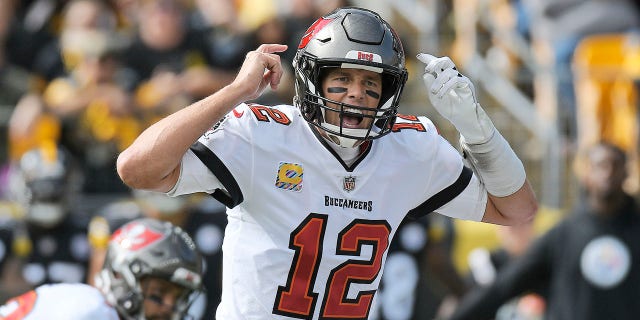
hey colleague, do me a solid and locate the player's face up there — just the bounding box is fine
[321,68,382,130]
[141,277,188,320]
[585,145,627,199]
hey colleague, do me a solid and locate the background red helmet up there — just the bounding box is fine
[95,218,203,320]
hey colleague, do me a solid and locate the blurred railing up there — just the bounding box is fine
[386,0,565,208]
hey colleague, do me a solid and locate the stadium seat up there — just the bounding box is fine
[572,33,640,191]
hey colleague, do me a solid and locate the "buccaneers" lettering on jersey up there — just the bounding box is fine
[324,196,373,212]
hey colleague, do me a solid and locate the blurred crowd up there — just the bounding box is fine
[0,0,355,196]
[2,0,640,319]
[0,0,354,318]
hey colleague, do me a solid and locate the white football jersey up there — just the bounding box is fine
[169,103,487,319]
[0,283,119,320]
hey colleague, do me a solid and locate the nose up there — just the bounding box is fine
[162,295,178,311]
[601,163,615,178]
[347,81,366,100]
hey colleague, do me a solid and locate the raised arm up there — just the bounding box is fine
[417,54,538,225]
[117,44,287,192]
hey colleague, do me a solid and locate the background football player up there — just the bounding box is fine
[0,218,203,320]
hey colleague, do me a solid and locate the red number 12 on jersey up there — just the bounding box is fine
[273,213,391,319]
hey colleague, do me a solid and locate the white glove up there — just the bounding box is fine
[417,53,495,144]
[417,53,526,196]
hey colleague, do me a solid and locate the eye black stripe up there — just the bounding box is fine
[327,87,380,99]
[365,90,380,99]
[327,87,347,93]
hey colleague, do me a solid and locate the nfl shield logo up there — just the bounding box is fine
[343,176,356,192]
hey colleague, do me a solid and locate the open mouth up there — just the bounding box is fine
[342,109,365,128]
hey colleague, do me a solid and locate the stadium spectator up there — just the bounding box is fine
[40,22,134,194]
[188,0,250,71]
[461,221,546,320]
[0,0,34,107]
[449,141,640,320]
[123,0,234,111]
[2,1,132,196]
[4,0,60,76]
[0,0,36,164]
[31,0,120,84]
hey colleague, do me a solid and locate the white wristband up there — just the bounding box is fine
[460,131,526,197]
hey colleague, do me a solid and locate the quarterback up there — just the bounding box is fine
[117,7,537,320]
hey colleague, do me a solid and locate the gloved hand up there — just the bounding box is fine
[417,53,495,144]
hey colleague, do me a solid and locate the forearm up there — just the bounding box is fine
[465,132,538,225]
[117,84,245,191]
[484,181,537,225]
[118,44,287,191]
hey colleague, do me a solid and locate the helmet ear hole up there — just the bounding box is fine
[117,291,141,314]
[129,260,145,276]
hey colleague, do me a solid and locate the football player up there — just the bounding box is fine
[0,143,88,293]
[87,191,227,319]
[117,7,537,319]
[0,218,203,320]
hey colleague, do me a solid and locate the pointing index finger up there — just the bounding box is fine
[417,53,437,77]
[416,53,436,65]
[257,43,289,54]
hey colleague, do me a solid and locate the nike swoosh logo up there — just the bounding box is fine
[233,109,244,118]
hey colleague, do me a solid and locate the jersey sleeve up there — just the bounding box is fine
[0,284,119,320]
[167,149,224,196]
[435,173,487,221]
[406,116,487,222]
[168,103,255,208]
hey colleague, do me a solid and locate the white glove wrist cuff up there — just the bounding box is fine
[460,131,526,197]
[456,103,496,145]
